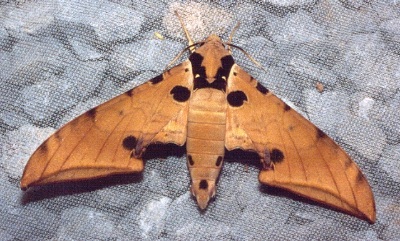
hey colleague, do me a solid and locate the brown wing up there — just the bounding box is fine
[225,64,376,223]
[21,61,193,189]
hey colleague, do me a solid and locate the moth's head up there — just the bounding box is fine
[196,34,227,50]
[203,34,222,43]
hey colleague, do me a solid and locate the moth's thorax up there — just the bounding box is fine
[197,37,230,77]
[189,35,235,92]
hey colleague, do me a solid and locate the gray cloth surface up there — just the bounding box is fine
[1,0,399,240]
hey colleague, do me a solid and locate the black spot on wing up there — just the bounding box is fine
[270,148,284,163]
[125,89,134,97]
[122,135,137,151]
[170,86,191,102]
[256,82,269,94]
[356,171,368,186]
[216,156,223,167]
[316,128,327,139]
[150,74,164,84]
[86,108,97,119]
[188,155,194,166]
[38,141,48,154]
[54,130,61,140]
[199,180,208,190]
[227,91,248,107]
[284,103,291,111]
[344,157,353,169]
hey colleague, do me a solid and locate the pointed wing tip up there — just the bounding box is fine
[259,174,376,223]
[366,215,376,224]
[348,206,375,223]
[20,183,28,191]
[20,176,32,191]
[362,206,376,224]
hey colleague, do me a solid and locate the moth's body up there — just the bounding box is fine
[21,32,376,223]
[186,35,230,208]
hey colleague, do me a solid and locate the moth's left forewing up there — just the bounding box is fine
[21,61,193,189]
[225,64,376,223]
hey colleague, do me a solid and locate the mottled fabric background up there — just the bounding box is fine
[1,0,399,240]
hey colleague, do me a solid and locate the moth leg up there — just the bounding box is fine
[261,149,274,170]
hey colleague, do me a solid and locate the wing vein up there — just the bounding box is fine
[40,119,96,179]
[93,110,132,164]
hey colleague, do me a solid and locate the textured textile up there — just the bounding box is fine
[1,0,399,240]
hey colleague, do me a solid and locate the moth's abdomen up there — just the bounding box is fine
[187,88,227,209]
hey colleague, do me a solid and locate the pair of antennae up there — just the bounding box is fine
[167,11,266,72]
[175,11,240,53]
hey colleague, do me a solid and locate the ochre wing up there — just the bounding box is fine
[225,64,376,223]
[21,61,193,189]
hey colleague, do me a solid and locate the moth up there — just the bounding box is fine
[20,16,376,223]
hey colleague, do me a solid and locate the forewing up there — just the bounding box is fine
[21,61,193,189]
[225,64,375,223]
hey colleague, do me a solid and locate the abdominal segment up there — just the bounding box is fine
[186,88,227,209]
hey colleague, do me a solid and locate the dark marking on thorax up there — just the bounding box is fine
[189,53,206,77]
[189,52,234,92]
[194,77,226,91]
